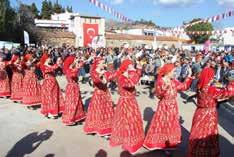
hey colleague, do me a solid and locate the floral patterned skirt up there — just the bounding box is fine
[11,72,23,101]
[84,88,114,136]
[109,96,144,154]
[0,70,11,97]
[62,83,86,125]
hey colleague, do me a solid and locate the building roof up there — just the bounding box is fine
[105,33,189,42]
[79,15,104,19]
[38,31,76,38]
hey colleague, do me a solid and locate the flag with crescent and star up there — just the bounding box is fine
[83,23,99,47]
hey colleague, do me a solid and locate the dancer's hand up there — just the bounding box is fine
[136,63,142,69]
[123,71,129,78]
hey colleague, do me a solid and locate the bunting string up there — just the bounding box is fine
[89,0,132,23]
[184,10,234,28]
[163,29,234,35]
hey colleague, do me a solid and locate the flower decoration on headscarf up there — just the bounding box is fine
[198,67,215,90]
[158,63,175,76]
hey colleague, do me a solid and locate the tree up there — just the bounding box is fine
[17,3,39,43]
[0,0,10,32]
[48,0,54,15]
[30,3,39,18]
[41,0,51,19]
[185,18,214,44]
[66,6,73,13]
[134,19,156,27]
[53,0,63,14]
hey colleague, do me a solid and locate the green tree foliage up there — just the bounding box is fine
[134,19,156,27]
[0,0,11,32]
[66,6,73,13]
[30,3,39,18]
[41,0,51,19]
[0,0,75,42]
[17,3,40,43]
[186,18,214,44]
[53,0,63,14]
[0,0,18,41]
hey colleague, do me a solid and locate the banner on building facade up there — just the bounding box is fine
[91,36,106,48]
[83,23,99,47]
[24,31,30,45]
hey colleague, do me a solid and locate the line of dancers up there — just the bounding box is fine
[0,51,234,157]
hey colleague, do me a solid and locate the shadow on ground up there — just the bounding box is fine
[6,130,53,157]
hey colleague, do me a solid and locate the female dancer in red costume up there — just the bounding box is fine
[62,58,86,125]
[40,58,64,119]
[83,57,115,136]
[10,55,24,102]
[188,67,234,157]
[0,56,11,97]
[109,59,144,154]
[143,64,192,151]
[21,56,41,106]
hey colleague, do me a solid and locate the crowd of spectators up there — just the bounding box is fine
[1,44,233,94]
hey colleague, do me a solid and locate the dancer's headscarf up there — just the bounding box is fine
[116,59,133,76]
[198,67,215,90]
[158,63,175,76]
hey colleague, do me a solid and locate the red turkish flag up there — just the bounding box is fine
[83,23,99,47]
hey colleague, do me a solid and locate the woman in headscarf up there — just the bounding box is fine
[109,59,144,155]
[62,57,86,125]
[83,57,115,136]
[40,57,64,119]
[143,63,193,152]
[188,67,234,157]
[0,56,11,98]
[10,55,24,102]
[21,55,41,107]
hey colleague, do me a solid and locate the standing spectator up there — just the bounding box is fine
[179,58,190,82]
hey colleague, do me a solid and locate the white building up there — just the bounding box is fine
[115,28,157,36]
[222,27,234,46]
[114,28,190,40]
[35,12,105,47]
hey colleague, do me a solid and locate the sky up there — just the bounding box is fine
[11,0,234,28]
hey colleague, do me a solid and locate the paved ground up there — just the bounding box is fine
[0,76,233,157]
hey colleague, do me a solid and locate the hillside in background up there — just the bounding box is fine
[105,19,169,31]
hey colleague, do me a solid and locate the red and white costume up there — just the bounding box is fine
[188,67,234,157]
[144,64,192,150]
[0,60,11,97]
[10,55,23,101]
[109,59,144,154]
[84,58,115,136]
[21,56,41,106]
[62,62,86,125]
[40,63,64,116]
